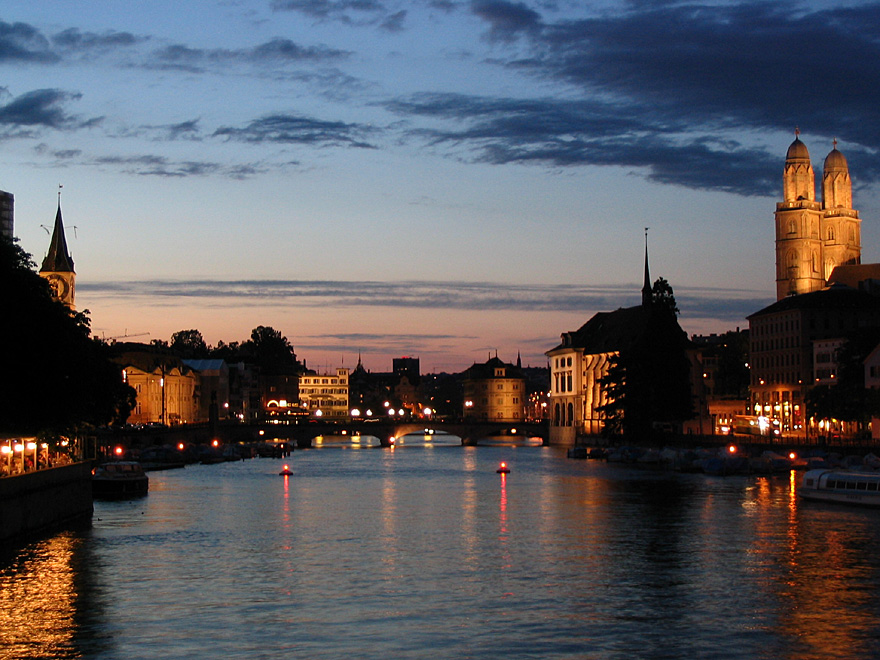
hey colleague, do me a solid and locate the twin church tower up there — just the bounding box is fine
[775,130,861,300]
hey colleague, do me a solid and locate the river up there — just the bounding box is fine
[2,442,880,659]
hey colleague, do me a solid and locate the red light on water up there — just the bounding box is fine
[728,445,737,454]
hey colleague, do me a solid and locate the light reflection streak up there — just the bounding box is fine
[0,533,82,659]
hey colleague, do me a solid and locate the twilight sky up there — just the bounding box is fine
[4,0,880,372]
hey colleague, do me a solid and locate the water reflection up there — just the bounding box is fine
[0,530,107,659]
[4,454,880,659]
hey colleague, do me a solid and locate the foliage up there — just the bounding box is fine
[171,328,209,359]
[597,305,694,438]
[651,277,679,316]
[712,329,750,398]
[0,237,136,434]
[242,325,298,373]
[806,329,880,424]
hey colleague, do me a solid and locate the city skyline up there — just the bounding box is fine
[4,1,880,371]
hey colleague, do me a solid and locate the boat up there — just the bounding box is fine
[92,461,149,499]
[798,469,880,507]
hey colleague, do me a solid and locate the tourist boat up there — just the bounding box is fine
[798,469,880,507]
[92,461,149,499]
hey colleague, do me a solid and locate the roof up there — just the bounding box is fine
[462,356,524,380]
[823,147,849,172]
[40,204,74,273]
[786,137,811,162]
[182,359,228,373]
[547,305,657,355]
[748,284,880,318]
[826,263,880,289]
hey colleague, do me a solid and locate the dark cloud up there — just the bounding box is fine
[0,89,87,129]
[381,9,408,31]
[152,38,349,73]
[93,154,264,179]
[213,114,376,148]
[271,0,387,21]
[390,1,880,193]
[386,92,778,195]
[78,277,769,322]
[52,28,144,51]
[471,0,542,41]
[0,20,57,62]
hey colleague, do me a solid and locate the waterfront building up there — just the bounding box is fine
[546,241,694,443]
[113,344,199,425]
[747,286,880,437]
[349,356,425,417]
[39,200,76,309]
[461,356,525,422]
[298,368,350,419]
[183,359,230,422]
[121,363,198,425]
[0,189,12,241]
[864,344,880,440]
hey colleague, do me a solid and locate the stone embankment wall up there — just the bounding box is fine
[0,462,93,545]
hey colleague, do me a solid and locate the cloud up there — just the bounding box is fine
[151,37,349,73]
[79,277,770,322]
[271,0,387,22]
[0,20,57,62]
[213,113,376,148]
[52,27,145,52]
[381,9,408,31]
[386,92,778,195]
[381,1,880,193]
[0,88,95,130]
[470,0,542,41]
[92,153,265,178]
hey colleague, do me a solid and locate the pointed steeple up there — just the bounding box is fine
[41,198,74,274]
[641,227,651,307]
[516,351,522,369]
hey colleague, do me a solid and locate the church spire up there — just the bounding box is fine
[41,188,74,274]
[39,186,76,308]
[641,227,652,307]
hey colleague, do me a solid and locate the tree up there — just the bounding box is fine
[171,329,208,359]
[806,329,880,428]
[597,305,694,438]
[244,325,298,373]
[651,277,679,316]
[0,237,136,435]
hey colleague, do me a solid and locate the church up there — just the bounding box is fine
[775,131,861,299]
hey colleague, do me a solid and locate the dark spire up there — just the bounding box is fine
[641,227,651,307]
[40,197,74,274]
[516,351,522,369]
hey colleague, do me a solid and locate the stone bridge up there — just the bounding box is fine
[247,419,549,447]
[96,419,549,450]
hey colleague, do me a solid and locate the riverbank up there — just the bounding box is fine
[0,462,93,547]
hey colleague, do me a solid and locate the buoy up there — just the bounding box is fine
[279,464,293,476]
[496,462,510,474]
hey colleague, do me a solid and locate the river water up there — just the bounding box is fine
[3,442,880,659]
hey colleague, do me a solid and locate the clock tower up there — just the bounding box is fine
[40,199,76,309]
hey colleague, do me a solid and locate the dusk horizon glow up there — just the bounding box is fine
[5,0,880,372]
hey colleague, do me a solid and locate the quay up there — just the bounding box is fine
[0,462,93,547]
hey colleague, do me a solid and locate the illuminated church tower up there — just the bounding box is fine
[39,197,76,309]
[775,131,860,300]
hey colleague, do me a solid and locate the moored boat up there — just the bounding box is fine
[798,469,880,507]
[92,461,149,499]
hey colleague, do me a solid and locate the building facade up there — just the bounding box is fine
[0,189,12,242]
[462,356,526,422]
[121,363,198,425]
[775,133,861,300]
[748,287,880,437]
[298,368,350,419]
